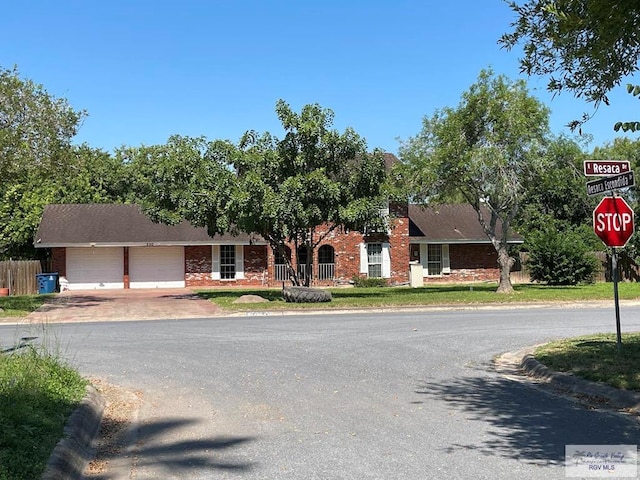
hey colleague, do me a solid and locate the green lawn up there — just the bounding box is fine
[0,294,50,317]
[197,282,640,311]
[535,333,640,391]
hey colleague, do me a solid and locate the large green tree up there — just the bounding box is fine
[0,66,85,190]
[516,136,595,235]
[515,136,603,285]
[499,0,640,132]
[0,145,131,258]
[0,67,118,258]
[122,135,238,233]
[399,70,550,293]
[129,100,388,286]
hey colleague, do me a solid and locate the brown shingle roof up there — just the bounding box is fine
[34,204,261,247]
[408,204,524,244]
[383,153,399,171]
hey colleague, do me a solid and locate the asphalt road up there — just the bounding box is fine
[3,305,640,479]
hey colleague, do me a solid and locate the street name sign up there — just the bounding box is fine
[593,196,635,247]
[584,160,631,176]
[586,171,635,196]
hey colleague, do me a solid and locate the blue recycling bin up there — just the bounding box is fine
[36,273,58,294]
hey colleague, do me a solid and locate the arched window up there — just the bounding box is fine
[297,245,312,279]
[318,245,335,280]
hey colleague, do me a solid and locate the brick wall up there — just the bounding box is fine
[185,245,212,287]
[50,248,66,277]
[435,244,499,283]
[185,245,269,287]
[243,245,268,285]
[261,215,411,287]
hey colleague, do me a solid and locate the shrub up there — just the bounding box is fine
[526,227,599,285]
[352,276,388,288]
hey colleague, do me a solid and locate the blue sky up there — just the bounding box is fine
[3,1,638,155]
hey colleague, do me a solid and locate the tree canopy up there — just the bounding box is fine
[516,136,594,235]
[500,0,640,131]
[0,66,85,189]
[398,69,550,293]
[128,100,388,286]
[0,67,131,258]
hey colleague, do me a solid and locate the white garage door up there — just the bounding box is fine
[66,247,125,290]
[129,246,185,288]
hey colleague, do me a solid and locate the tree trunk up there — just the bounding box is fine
[303,245,313,287]
[288,263,301,286]
[496,246,515,294]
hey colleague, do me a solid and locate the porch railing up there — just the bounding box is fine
[274,264,288,282]
[317,263,334,281]
[274,263,335,282]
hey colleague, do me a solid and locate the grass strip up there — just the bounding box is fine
[534,333,640,391]
[0,346,88,480]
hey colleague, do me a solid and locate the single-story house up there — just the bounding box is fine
[408,203,524,282]
[34,203,523,290]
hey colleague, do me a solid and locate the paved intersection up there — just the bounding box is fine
[3,301,639,479]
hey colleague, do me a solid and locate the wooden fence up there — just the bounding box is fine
[512,251,637,284]
[0,260,43,296]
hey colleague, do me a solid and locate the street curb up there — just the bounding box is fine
[516,347,640,413]
[41,385,105,480]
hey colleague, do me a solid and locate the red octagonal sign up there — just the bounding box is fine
[593,196,635,247]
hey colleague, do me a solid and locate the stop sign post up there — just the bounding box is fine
[593,196,635,352]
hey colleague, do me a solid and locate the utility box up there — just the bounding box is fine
[410,262,424,288]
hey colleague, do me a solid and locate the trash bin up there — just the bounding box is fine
[36,273,58,294]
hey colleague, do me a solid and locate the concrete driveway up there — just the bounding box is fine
[23,289,222,323]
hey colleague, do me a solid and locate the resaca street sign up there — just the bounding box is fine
[584,160,631,176]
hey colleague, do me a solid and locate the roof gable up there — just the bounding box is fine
[35,204,259,247]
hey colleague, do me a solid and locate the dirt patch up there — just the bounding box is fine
[84,378,142,477]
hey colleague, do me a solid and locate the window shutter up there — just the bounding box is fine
[212,245,220,280]
[235,245,245,279]
[420,244,428,276]
[442,244,450,274]
[359,243,368,274]
[382,242,391,278]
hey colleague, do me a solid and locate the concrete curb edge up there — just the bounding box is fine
[41,385,106,480]
[517,347,640,413]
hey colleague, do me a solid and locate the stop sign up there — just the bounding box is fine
[593,196,635,247]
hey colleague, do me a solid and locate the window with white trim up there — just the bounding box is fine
[220,245,236,279]
[212,245,245,280]
[420,243,450,276]
[427,244,442,276]
[360,242,391,278]
[367,243,383,278]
